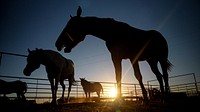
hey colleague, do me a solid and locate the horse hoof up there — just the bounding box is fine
[51,100,57,107]
[57,98,65,104]
[142,99,149,105]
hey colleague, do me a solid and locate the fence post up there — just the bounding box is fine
[134,84,137,97]
[35,79,38,100]
[192,73,199,95]
[76,84,78,98]
[0,52,2,66]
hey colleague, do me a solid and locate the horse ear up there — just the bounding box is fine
[77,6,82,17]
[28,48,31,53]
[70,15,72,18]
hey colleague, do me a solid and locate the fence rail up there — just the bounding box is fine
[147,73,200,96]
[0,75,144,103]
[1,51,200,104]
[1,73,200,104]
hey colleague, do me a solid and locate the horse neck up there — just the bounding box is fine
[81,17,140,41]
[82,80,90,85]
[37,50,54,66]
[81,17,116,41]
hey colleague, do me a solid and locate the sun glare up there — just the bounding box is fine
[108,87,117,97]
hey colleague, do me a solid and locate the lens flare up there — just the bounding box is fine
[108,87,117,97]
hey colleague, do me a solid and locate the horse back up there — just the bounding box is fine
[84,82,103,92]
[60,58,74,80]
[65,59,74,74]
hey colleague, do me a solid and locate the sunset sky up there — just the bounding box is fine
[0,0,199,85]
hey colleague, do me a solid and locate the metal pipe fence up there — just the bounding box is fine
[147,73,200,96]
[0,51,144,103]
[0,51,199,103]
[1,74,199,103]
[0,75,144,103]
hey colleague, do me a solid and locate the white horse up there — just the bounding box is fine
[23,48,75,105]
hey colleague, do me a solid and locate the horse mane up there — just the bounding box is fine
[80,78,90,85]
[83,16,128,25]
[81,16,142,32]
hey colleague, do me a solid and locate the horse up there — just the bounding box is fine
[55,6,172,102]
[0,79,27,100]
[80,78,103,98]
[23,48,75,105]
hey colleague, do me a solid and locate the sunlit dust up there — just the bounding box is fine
[108,87,117,97]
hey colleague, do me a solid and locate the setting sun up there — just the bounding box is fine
[108,87,117,97]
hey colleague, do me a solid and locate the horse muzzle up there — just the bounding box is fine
[56,47,62,51]
[64,47,71,53]
[23,69,31,76]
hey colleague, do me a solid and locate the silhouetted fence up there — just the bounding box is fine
[0,51,143,103]
[0,73,199,103]
[0,75,145,103]
[0,51,199,103]
[147,73,200,96]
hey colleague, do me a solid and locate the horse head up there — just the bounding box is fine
[80,77,87,84]
[55,6,86,53]
[79,77,85,81]
[23,48,42,76]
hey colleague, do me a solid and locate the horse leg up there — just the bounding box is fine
[54,79,59,104]
[85,92,87,98]
[16,92,21,100]
[160,60,171,102]
[21,93,26,100]
[49,78,56,105]
[96,91,99,98]
[96,91,100,102]
[67,76,73,102]
[147,60,165,101]
[160,60,170,92]
[131,60,148,103]
[60,80,65,100]
[111,56,122,99]
[18,92,26,100]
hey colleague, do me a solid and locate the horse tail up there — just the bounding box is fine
[72,77,78,85]
[102,87,104,95]
[101,85,104,95]
[65,58,77,85]
[166,60,173,71]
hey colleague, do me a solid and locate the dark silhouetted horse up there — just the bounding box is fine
[0,79,27,100]
[80,78,103,98]
[23,48,75,105]
[55,6,172,102]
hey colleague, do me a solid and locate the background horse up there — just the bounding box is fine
[23,48,75,105]
[0,79,27,100]
[55,6,172,102]
[80,78,103,98]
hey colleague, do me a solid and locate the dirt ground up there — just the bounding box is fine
[0,97,199,112]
